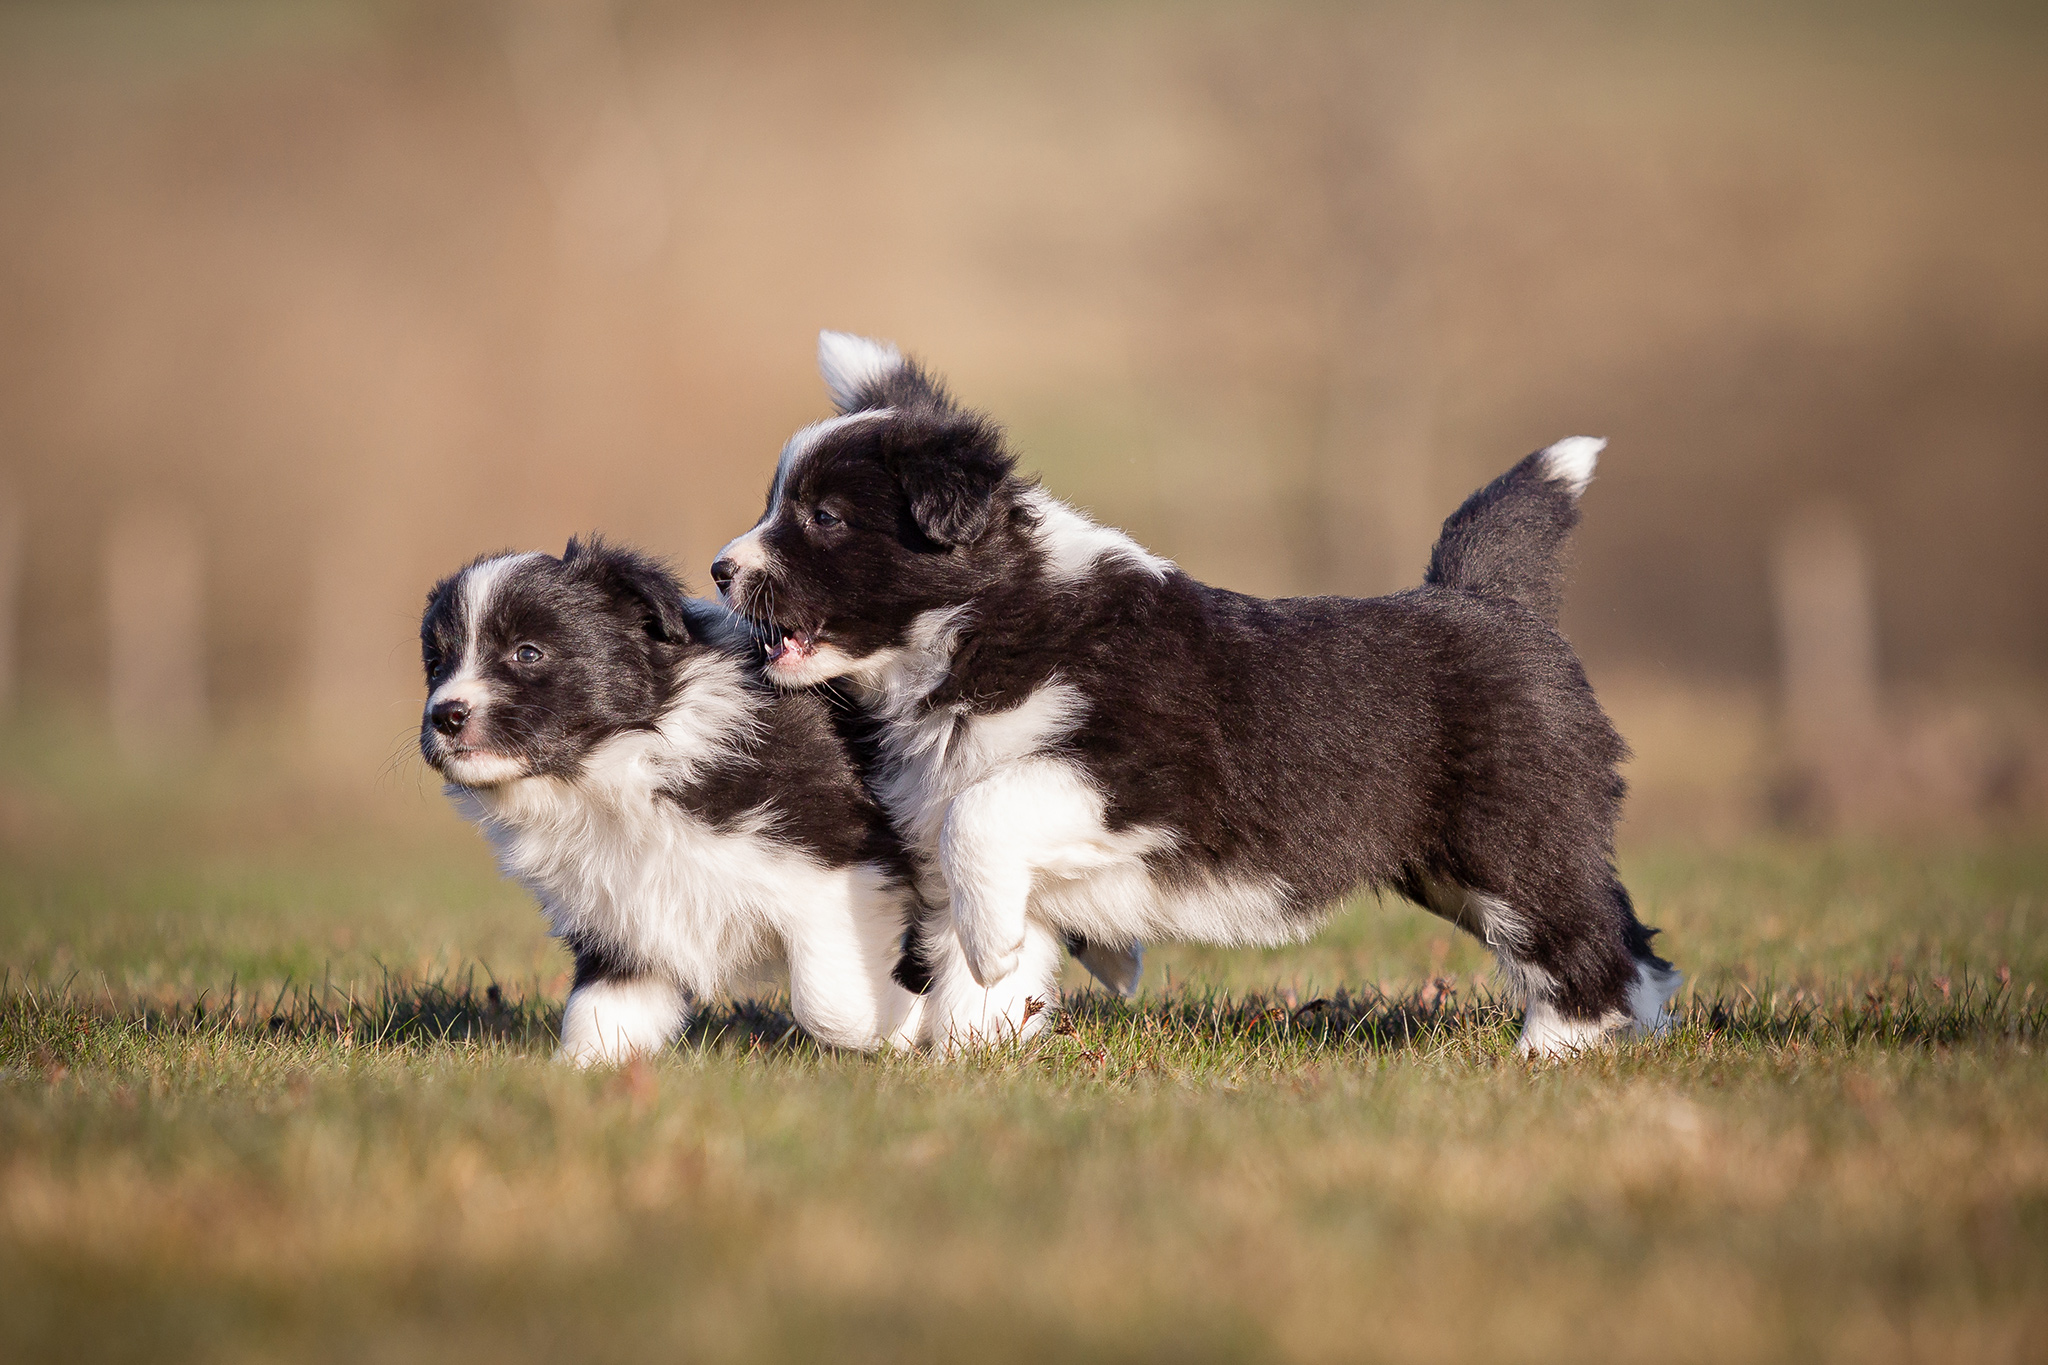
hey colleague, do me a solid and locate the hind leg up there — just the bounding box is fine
[1067,935,1145,998]
[1418,869,1678,1057]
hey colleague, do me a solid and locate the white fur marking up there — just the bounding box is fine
[1517,997,1614,1058]
[1518,959,1683,1058]
[1536,436,1604,498]
[1419,876,1534,957]
[436,751,528,787]
[1022,489,1172,584]
[425,553,543,787]
[458,553,537,661]
[817,331,904,412]
[445,647,924,1055]
[768,408,898,514]
[718,409,899,601]
[717,527,769,575]
[1629,958,1683,1034]
[918,917,1066,1052]
[558,975,690,1067]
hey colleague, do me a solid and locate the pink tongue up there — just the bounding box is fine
[772,635,814,664]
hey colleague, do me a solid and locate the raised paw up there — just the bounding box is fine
[963,935,1023,988]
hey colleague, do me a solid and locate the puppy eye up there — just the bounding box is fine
[425,660,444,681]
[513,644,544,664]
[812,508,841,528]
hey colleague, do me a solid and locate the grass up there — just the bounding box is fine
[2,735,2046,1362]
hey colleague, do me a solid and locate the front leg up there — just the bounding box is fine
[919,912,1067,1054]
[940,766,1061,987]
[557,939,691,1067]
[781,869,927,1052]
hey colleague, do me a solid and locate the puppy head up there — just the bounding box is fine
[419,537,695,787]
[710,332,1021,687]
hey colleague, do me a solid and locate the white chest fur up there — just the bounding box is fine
[453,761,818,995]
[854,612,1296,951]
[445,655,900,1004]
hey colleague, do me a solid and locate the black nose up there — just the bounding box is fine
[709,558,737,592]
[430,698,471,737]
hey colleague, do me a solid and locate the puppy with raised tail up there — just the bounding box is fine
[418,535,926,1065]
[712,333,1680,1056]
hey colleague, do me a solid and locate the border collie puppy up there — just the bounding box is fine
[710,333,1681,1055]
[418,536,926,1065]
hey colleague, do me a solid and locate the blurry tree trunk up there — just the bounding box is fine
[105,504,207,757]
[1770,503,1882,824]
[0,485,20,715]
[1156,15,1441,598]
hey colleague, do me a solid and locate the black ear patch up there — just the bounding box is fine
[884,414,1015,547]
[561,536,695,643]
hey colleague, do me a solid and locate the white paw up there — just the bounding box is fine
[964,937,1023,988]
[557,977,688,1067]
[958,925,1024,986]
[555,1038,631,1069]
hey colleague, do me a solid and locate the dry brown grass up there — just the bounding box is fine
[3,725,2046,1362]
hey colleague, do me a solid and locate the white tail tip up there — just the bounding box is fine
[1537,436,1605,498]
[817,330,903,412]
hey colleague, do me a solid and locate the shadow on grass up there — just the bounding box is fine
[0,967,559,1061]
[1092,975,2045,1050]
[2,971,2042,1070]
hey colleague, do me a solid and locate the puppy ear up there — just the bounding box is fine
[886,415,1015,547]
[561,535,695,643]
[818,331,904,413]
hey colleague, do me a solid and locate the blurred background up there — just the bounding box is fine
[1,0,2044,843]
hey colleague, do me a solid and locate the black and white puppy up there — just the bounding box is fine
[418,536,926,1065]
[711,333,1680,1055]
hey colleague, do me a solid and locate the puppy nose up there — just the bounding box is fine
[709,558,736,592]
[430,698,471,737]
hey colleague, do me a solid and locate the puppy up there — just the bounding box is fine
[418,535,926,1065]
[711,333,1680,1055]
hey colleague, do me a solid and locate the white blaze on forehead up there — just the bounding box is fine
[771,408,898,511]
[429,551,539,708]
[817,330,903,412]
[720,408,901,581]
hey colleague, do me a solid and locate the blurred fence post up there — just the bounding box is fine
[307,526,419,764]
[0,484,20,716]
[105,504,208,758]
[1770,503,1881,822]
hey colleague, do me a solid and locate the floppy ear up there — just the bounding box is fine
[561,536,696,643]
[886,416,1015,547]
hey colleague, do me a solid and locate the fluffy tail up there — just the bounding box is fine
[1423,436,1603,626]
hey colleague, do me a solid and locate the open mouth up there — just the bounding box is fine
[750,619,823,669]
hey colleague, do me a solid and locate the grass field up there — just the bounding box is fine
[3,731,2046,1363]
